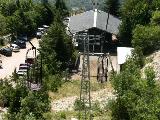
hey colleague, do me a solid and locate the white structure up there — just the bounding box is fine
[117,47,134,65]
[117,47,134,72]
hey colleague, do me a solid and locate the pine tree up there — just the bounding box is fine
[55,0,69,18]
[104,0,119,17]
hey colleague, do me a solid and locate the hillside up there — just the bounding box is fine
[45,0,105,10]
[143,50,160,81]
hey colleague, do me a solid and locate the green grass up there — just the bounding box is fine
[45,110,112,120]
[49,79,112,100]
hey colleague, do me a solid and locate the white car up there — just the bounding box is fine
[17,70,27,76]
[36,31,42,39]
[16,64,29,76]
[38,27,45,34]
[10,44,20,52]
[43,25,49,29]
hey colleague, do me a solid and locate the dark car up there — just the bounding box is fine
[36,30,42,39]
[17,34,28,42]
[19,63,31,67]
[14,40,26,49]
[0,47,12,56]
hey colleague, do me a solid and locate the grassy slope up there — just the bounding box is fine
[48,79,113,120]
[49,79,112,100]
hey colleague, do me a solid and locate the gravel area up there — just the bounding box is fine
[0,38,39,79]
[143,50,160,80]
[151,50,160,80]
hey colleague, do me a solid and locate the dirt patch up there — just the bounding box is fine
[143,50,160,80]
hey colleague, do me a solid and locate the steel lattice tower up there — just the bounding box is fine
[79,31,91,120]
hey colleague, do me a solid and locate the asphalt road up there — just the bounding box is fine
[0,38,39,79]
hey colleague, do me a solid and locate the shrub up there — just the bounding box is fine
[74,98,85,111]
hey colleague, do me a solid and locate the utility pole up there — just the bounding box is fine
[79,30,91,120]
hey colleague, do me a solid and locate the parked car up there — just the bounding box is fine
[0,56,2,68]
[17,34,28,42]
[17,69,27,76]
[38,27,45,34]
[36,31,42,39]
[17,64,29,76]
[14,40,26,48]
[43,25,49,33]
[19,65,28,71]
[43,25,49,29]
[36,27,47,39]
[0,60,2,68]
[10,44,20,52]
[25,57,35,64]
[19,63,31,67]
[0,47,12,56]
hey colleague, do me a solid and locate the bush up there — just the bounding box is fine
[151,10,160,25]
[60,112,66,119]
[0,37,4,46]
[74,98,85,111]
[44,74,62,92]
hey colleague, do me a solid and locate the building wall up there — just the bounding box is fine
[75,28,116,53]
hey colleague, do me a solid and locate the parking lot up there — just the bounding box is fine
[0,38,39,79]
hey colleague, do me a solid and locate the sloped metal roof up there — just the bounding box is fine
[96,10,121,34]
[68,9,121,35]
[69,10,94,33]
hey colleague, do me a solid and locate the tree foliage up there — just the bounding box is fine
[0,0,54,36]
[104,0,119,17]
[132,25,160,55]
[0,14,8,35]
[119,0,153,46]
[151,10,160,25]
[0,78,50,120]
[55,0,69,18]
[39,16,74,75]
[132,9,160,55]
[110,51,160,120]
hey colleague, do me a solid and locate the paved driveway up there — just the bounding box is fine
[0,38,39,79]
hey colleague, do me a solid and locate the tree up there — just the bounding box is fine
[151,10,160,25]
[39,15,73,75]
[33,3,53,26]
[119,0,152,46]
[110,51,160,120]
[104,0,119,17]
[0,0,17,16]
[0,0,54,36]
[55,0,69,18]
[0,14,8,35]
[132,25,160,55]
[19,91,50,120]
[0,76,50,120]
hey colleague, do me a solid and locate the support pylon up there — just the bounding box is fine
[79,31,91,120]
